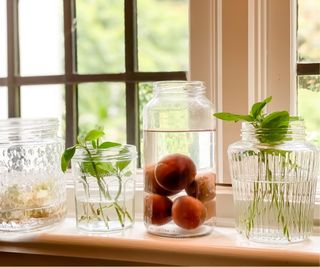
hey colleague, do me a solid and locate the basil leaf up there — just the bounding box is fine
[99,141,121,149]
[289,116,300,121]
[61,146,76,172]
[250,96,272,119]
[261,111,289,128]
[85,129,105,142]
[213,112,254,122]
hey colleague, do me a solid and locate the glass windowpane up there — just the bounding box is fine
[298,0,320,62]
[0,86,8,119]
[76,0,125,74]
[137,0,189,71]
[21,85,65,137]
[298,75,320,145]
[19,0,64,76]
[0,0,7,77]
[78,83,126,143]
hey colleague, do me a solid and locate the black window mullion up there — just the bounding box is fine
[63,0,78,148]
[124,0,140,157]
[297,63,320,76]
[7,0,20,118]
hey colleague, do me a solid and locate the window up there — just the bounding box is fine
[297,0,320,146]
[0,0,189,165]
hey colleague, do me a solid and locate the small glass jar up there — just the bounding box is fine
[143,81,216,237]
[72,145,137,232]
[0,118,66,232]
[229,120,319,243]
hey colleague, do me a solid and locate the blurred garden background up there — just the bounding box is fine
[0,0,319,146]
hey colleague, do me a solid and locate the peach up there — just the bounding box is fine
[172,196,206,230]
[144,194,173,225]
[155,154,196,192]
[144,164,180,196]
[185,172,216,202]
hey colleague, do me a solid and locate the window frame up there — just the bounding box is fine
[0,0,188,164]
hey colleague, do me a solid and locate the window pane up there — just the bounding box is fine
[298,0,320,62]
[298,75,320,145]
[76,0,125,74]
[0,0,7,77]
[19,0,64,76]
[0,87,8,119]
[137,0,189,71]
[21,85,65,137]
[78,83,126,143]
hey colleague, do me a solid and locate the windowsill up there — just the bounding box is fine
[0,218,319,266]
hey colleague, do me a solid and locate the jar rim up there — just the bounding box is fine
[0,118,59,132]
[153,80,205,95]
[73,144,137,161]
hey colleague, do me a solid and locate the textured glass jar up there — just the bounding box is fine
[143,81,216,237]
[229,120,319,243]
[72,145,136,232]
[0,118,66,231]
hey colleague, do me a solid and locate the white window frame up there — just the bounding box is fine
[189,0,319,221]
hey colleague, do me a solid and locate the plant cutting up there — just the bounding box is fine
[61,129,136,232]
[214,96,319,243]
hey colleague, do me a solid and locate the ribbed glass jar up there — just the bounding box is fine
[143,81,216,237]
[229,120,319,243]
[72,145,137,232]
[0,118,66,231]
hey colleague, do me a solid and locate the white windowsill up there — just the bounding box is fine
[0,218,319,266]
[0,171,318,265]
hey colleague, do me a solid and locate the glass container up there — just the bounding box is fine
[72,145,136,232]
[143,81,216,237]
[229,120,319,243]
[0,118,66,231]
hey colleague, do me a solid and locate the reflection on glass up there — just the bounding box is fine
[0,87,8,119]
[76,0,125,74]
[139,83,153,163]
[298,75,320,145]
[0,0,7,77]
[78,83,126,143]
[137,0,189,71]
[298,0,320,62]
[21,85,65,137]
[19,0,64,76]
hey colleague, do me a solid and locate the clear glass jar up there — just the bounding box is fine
[229,120,319,243]
[143,81,216,237]
[0,118,66,231]
[72,145,136,232]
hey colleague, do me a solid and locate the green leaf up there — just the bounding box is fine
[61,146,76,172]
[123,171,133,177]
[116,160,130,171]
[261,111,290,128]
[98,141,121,149]
[213,112,254,122]
[250,96,272,118]
[92,140,97,149]
[85,129,105,142]
[81,162,114,177]
[289,116,300,121]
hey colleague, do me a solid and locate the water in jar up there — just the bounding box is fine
[143,129,216,237]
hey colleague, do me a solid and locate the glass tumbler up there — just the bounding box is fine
[229,120,319,243]
[72,145,137,232]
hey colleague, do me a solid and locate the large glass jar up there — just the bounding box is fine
[0,118,66,231]
[143,81,216,237]
[229,120,319,243]
[72,145,136,232]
